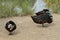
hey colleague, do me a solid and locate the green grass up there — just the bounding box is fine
[0,0,35,18]
[43,0,60,13]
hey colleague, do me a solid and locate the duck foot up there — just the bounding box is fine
[42,24,44,27]
[9,32,13,35]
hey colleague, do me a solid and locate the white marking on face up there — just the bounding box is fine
[8,24,14,30]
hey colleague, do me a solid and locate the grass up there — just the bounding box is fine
[43,0,60,14]
[0,0,35,18]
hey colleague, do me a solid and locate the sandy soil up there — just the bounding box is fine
[0,14,60,40]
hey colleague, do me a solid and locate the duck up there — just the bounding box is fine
[5,20,16,35]
[31,15,53,27]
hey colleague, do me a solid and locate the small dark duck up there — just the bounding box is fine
[5,20,16,35]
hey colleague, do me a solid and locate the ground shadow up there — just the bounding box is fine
[36,22,55,28]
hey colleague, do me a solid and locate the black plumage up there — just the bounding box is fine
[43,9,49,12]
[5,20,16,35]
[36,11,44,16]
[31,15,53,27]
[35,9,51,16]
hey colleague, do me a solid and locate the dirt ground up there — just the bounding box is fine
[0,14,60,40]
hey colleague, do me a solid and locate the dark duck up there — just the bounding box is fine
[31,9,53,27]
[5,20,16,35]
